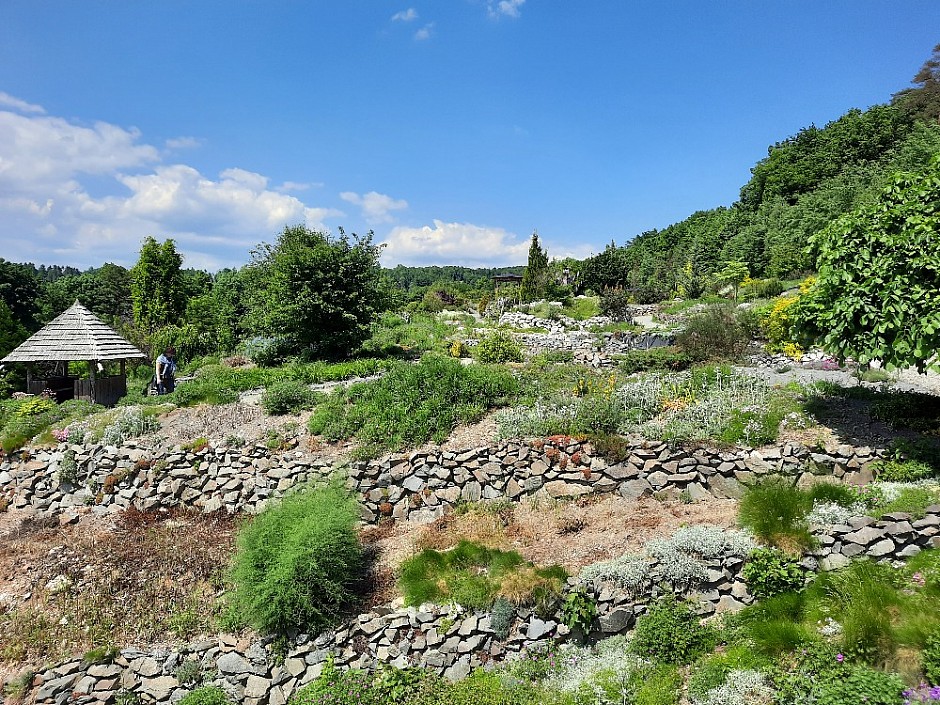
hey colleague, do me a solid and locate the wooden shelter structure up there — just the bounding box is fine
[1,301,147,406]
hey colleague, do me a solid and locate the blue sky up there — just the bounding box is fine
[1,2,937,271]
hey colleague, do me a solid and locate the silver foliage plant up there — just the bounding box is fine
[580,525,755,593]
[690,669,775,705]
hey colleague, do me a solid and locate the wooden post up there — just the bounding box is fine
[88,360,97,405]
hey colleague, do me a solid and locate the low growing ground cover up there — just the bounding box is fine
[497,364,810,447]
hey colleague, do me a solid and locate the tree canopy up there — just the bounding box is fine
[794,156,940,372]
[245,225,385,358]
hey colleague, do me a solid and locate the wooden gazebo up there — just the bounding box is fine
[1,301,147,406]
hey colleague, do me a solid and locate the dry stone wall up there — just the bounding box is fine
[0,437,884,523]
[26,506,940,705]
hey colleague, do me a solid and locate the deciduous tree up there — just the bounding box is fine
[794,156,940,371]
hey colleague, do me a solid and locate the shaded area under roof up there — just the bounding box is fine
[1,301,147,363]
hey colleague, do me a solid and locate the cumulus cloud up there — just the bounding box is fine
[414,23,434,40]
[391,7,418,21]
[340,190,408,224]
[165,136,202,150]
[487,0,524,19]
[381,220,529,266]
[0,91,45,114]
[0,95,340,270]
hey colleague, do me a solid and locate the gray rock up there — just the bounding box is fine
[217,652,253,675]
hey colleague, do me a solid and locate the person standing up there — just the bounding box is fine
[155,346,177,394]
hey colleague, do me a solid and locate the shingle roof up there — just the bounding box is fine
[1,301,147,363]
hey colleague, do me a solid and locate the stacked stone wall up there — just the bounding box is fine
[0,438,883,522]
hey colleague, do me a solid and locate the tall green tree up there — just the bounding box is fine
[794,156,940,371]
[893,42,940,125]
[245,225,385,359]
[519,232,550,302]
[130,237,185,334]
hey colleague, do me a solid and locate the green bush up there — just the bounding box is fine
[735,591,813,657]
[923,630,940,684]
[261,380,321,415]
[675,304,750,362]
[179,686,230,705]
[360,313,454,359]
[742,547,805,598]
[811,665,904,705]
[560,590,598,637]
[290,660,375,705]
[308,355,518,456]
[873,485,938,520]
[739,277,784,301]
[629,597,717,665]
[474,331,524,364]
[738,476,814,553]
[634,663,682,705]
[871,458,937,482]
[599,289,633,321]
[227,483,362,635]
[618,347,693,374]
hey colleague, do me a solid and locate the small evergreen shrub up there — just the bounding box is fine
[629,597,717,664]
[474,331,524,363]
[599,288,634,321]
[261,380,321,415]
[742,547,805,598]
[619,347,693,374]
[227,483,362,635]
[676,305,749,362]
[490,597,515,640]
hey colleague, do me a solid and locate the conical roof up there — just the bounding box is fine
[1,301,147,363]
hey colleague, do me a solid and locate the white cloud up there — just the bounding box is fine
[165,136,202,150]
[277,180,321,193]
[0,95,341,270]
[340,190,408,224]
[381,220,529,266]
[0,91,45,114]
[487,0,524,19]
[391,8,418,22]
[414,23,434,40]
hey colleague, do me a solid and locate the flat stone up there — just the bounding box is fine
[140,675,178,700]
[821,554,851,571]
[526,618,554,640]
[443,656,471,682]
[868,538,895,557]
[544,480,590,498]
[244,675,270,699]
[843,526,884,545]
[599,607,632,633]
[217,652,253,675]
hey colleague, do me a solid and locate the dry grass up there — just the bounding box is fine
[0,507,237,670]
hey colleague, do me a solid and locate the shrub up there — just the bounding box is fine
[289,660,374,705]
[474,331,524,364]
[872,459,937,482]
[599,288,633,321]
[490,597,515,640]
[922,631,940,685]
[618,347,693,374]
[560,589,598,637]
[742,547,805,598]
[738,477,814,553]
[811,665,904,705]
[99,408,160,446]
[179,686,230,705]
[630,597,717,665]
[261,380,321,415]
[740,277,785,301]
[676,305,749,362]
[308,355,518,455]
[227,483,362,635]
